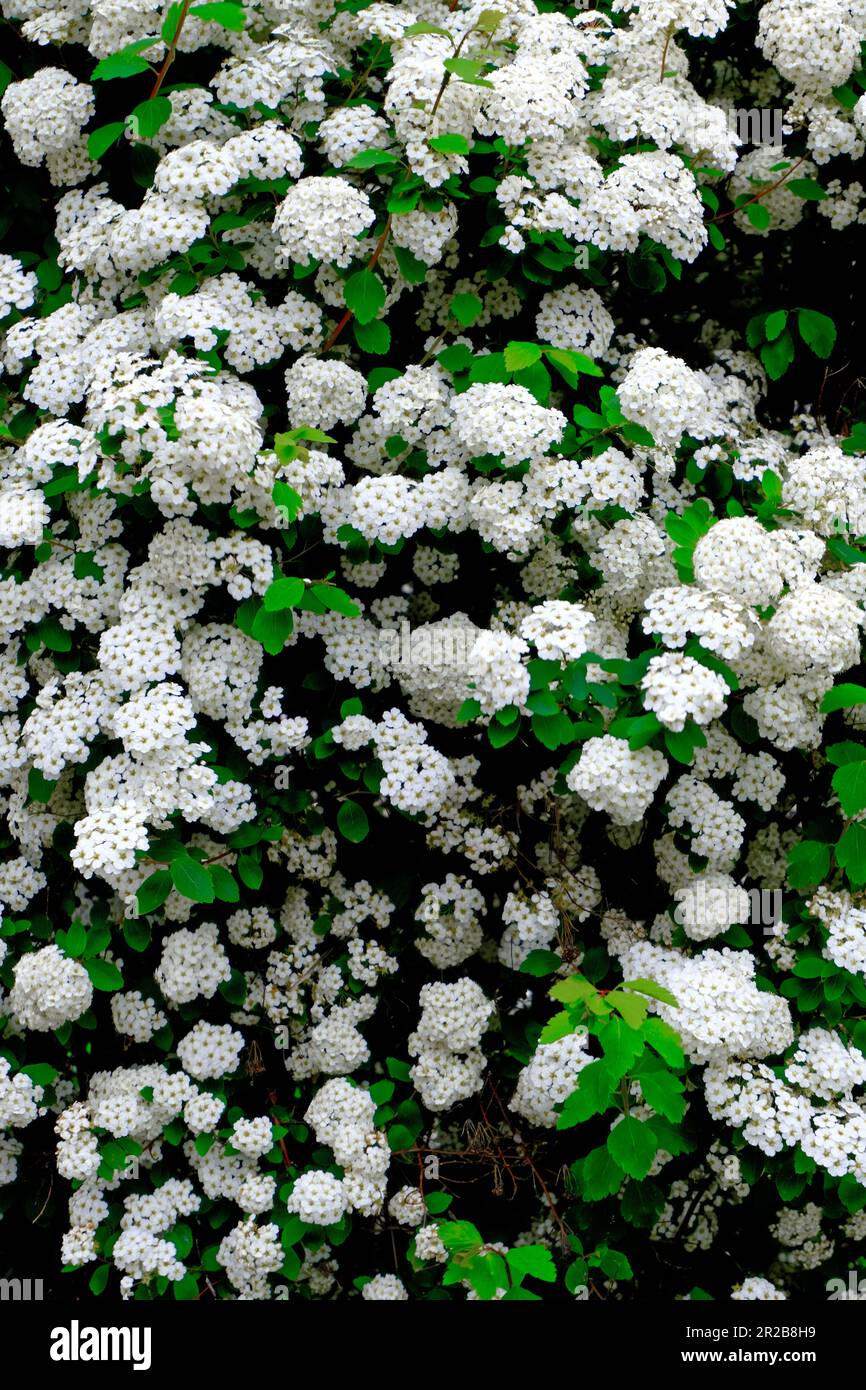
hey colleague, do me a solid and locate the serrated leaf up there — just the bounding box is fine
[557,1060,615,1129]
[622,978,678,1007]
[833,760,866,817]
[506,1246,556,1283]
[797,308,836,359]
[579,1144,625,1200]
[607,1116,658,1180]
[764,309,787,341]
[503,341,542,372]
[642,1017,685,1068]
[760,330,795,380]
[638,1067,685,1123]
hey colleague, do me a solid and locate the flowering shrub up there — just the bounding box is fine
[1,0,866,1304]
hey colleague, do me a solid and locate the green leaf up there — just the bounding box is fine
[450,292,483,326]
[353,319,391,354]
[20,1062,59,1087]
[63,920,88,958]
[786,841,831,890]
[128,95,172,140]
[833,760,866,817]
[519,949,562,977]
[608,990,648,1029]
[344,268,386,325]
[828,742,866,766]
[263,577,305,612]
[557,1060,615,1128]
[343,149,399,170]
[638,1067,685,1123]
[442,56,494,87]
[252,604,294,654]
[504,341,543,372]
[579,1145,625,1200]
[136,869,172,915]
[123,918,151,952]
[609,712,662,750]
[73,551,105,581]
[622,978,678,1007]
[663,723,707,765]
[744,202,770,230]
[310,584,361,617]
[85,959,123,992]
[786,178,827,201]
[428,133,471,155]
[92,40,157,81]
[792,955,836,979]
[170,856,215,904]
[760,330,795,380]
[506,1246,556,1283]
[596,1015,645,1081]
[272,480,303,522]
[797,308,836,359]
[545,347,603,381]
[236,853,262,891]
[618,420,656,447]
[38,618,72,652]
[642,1017,685,1068]
[28,767,57,804]
[393,245,428,284]
[337,800,369,843]
[822,684,866,713]
[607,1116,658,1180]
[439,1220,483,1254]
[190,1,246,29]
[89,1264,110,1295]
[87,122,128,160]
[599,1248,633,1280]
[764,309,787,341]
[209,864,240,903]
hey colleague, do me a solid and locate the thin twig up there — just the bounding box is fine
[150,0,193,100]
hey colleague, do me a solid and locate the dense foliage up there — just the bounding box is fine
[1,0,866,1304]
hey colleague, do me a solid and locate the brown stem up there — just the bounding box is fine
[149,0,193,100]
[320,215,392,353]
[659,23,675,82]
[711,156,806,224]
